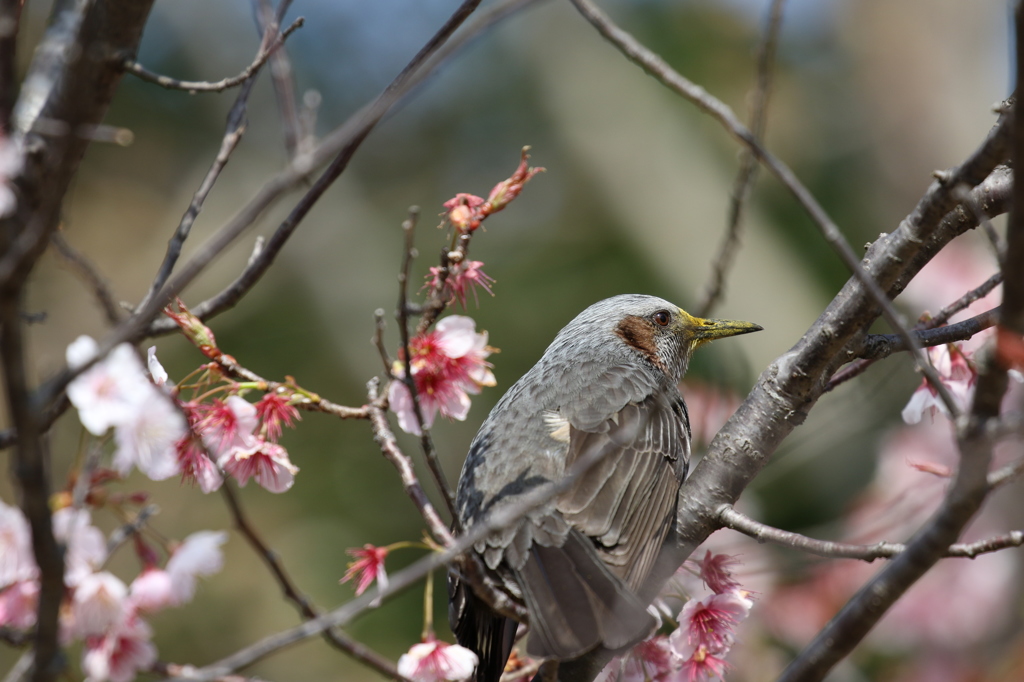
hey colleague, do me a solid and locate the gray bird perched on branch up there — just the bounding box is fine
[448,294,761,682]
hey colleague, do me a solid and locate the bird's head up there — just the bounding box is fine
[611,296,762,381]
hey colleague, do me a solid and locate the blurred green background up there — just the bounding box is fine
[1,0,1013,679]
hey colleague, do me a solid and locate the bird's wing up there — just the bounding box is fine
[556,392,690,592]
[508,392,688,662]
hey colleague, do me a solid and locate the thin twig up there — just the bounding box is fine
[121,18,304,93]
[50,231,123,325]
[696,0,786,317]
[366,378,455,547]
[141,0,546,339]
[394,208,459,522]
[105,504,160,556]
[719,506,1022,560]
[372,309,393,375]
[219,481,408,681]
[568,0,961,418]
[137,17,300,312]
[252,0,302,158]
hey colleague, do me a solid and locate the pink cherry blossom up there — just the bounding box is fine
[389,316,496,436]
[71,571,129,637]
[598,635,677,682]
[66,337,152,436]
[112,390,186,481]
[199,396,261,457]
[397,638,478,682]
[697,551,741,596]
[52,508,107,587]
[671,640,729,682]
[902,343,977,424]
[671,591,752,656]
[220,440,299,493]
[128,569,175,613]
[0,580,39,629]
[165,530,228,604]
[425,260,495,308]
[255,392,301,441]
[340,544,389,596]
[175,434,223,493]
[81,614,157,682]
[0,498,37,588]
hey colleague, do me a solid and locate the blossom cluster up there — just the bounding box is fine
[596,552,753,682]
[66,309,301,494]
[0,499,226,682]
[387,149,543,435]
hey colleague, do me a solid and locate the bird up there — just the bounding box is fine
[448,294,762,682]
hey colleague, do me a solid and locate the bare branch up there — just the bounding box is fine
[142,0,547,339]
[219,481,408,681]
[252,0,302,158]
[120,18,304,93]
[696,0,785,317]
[719,506,1023,560]
[855,307,998,360]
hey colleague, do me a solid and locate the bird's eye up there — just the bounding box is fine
[652,310,671,327]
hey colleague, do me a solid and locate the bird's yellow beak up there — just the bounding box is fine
[677,309,763,347]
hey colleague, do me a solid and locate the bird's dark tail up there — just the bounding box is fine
[448,569,518,682]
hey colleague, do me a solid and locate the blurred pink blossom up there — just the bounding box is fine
[52,508,107,588]
[0,134,22,218]
[112,391,186,481]
[596,635,676,682]
[81,614,157,682]
[220,441,298,493]
[165,530,228,604]
[67,337,152,436]
[0,580,38,629]
[128,569,174,613]
[397,638,478,682]
[696,551,741,596]
[671,591,752,656]
[389,316,496,435]
[71,571,129,638]
[0,498,37,588]
[901,240,999,325]
[902,343,976,424]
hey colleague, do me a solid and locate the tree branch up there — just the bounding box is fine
[120,18,303,93]
[696,0,785,317]
[50,231,123,325]
[718,506,1023,560]
[855,307,998,360]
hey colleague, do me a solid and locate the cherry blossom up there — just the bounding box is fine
[81,614,157,682]
[0,498,37,588]
[165,530,228,604]
[200,396,261,457]
[255,392,301,441]
[441,148,543,233]
[66,337,152,436]
[340,544,389,596]
[0,580,38,629]
[672,640,729,682]
[671,591,752,655]
[389,316,496,436]
[128,569,175,613]
[696,551,741,596]
[902,343,976,424]
[597,635,677,682]
[112,391,186,481]
[146,346,168,386]
[220,441,299,493]
[71,571,130,638]
[397,638,478,682]
[426,260,495,308]
[175,434,224,493]
[52,508,107,587]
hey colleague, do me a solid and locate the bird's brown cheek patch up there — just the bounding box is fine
[615,315,666,372]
